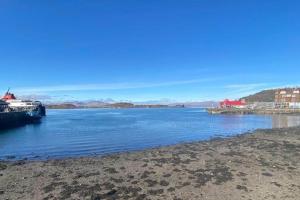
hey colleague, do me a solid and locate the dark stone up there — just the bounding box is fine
[141,171,155,179]
[163,174,171,178]
[105,168,118,174]
[142,164,148,167]
[237,172,247,177]
[144,179,158,187]
[271,182,282,187]
[181,182,191,187]
[148,189,164,195]
[262,172,273,177]
[160,180,170,186]
[131,181,138,184]
[91,193,101,200]
[236,185,248,192]
[106,189,117,196]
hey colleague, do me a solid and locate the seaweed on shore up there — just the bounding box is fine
[0,163,7,170]
[188,165,233,187]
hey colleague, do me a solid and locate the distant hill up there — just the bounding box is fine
[241,89,276,102]
[109,102,135,108]
[46,104,78,109]
[46,102,171,109]
[46,100,219,109]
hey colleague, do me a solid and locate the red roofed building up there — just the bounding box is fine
[220,99,246,108]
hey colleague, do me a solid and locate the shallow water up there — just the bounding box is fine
[0,108,299,160]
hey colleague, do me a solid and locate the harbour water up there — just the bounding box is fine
[0,108,300,160]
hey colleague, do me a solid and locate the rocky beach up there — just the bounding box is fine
[0,126,300,200]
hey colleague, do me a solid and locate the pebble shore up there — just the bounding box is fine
[0,127,300,200]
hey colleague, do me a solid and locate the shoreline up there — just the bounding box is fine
[1,127,300,199]
[0,126,282,162]
[0,127,255,162]
[207,108,300,115]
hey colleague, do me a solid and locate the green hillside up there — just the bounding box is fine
[241,89,276,102]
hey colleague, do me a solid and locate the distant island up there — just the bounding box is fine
[46,104,79,109]
[45,100,219,109]
[46,102,183,109]
[41,88,300,110]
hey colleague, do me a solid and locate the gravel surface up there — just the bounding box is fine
[1,127,300,200]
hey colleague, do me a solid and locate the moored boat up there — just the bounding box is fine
[0,100,29,130]
[2,90,46,117]
[0,111,29,130]
[0,90,46,130]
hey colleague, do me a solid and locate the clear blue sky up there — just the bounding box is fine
[0,0,299,102]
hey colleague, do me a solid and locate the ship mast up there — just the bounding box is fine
[6,88,10,95]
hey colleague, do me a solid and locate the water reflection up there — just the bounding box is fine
[272,115,300,128]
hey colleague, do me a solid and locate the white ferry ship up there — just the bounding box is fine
[2,90,46,118]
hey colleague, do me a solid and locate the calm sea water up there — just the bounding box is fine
[1,108,300,160]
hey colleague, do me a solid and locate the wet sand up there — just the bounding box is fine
[0,127,300,200]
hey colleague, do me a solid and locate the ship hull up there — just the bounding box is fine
[0,111,41,130]
[0,111,28,130]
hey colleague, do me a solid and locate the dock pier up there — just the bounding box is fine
[207,108,300,115]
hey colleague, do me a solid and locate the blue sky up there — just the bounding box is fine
[0,0,299,102]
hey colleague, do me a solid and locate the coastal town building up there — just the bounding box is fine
[275,88,300,108]
[248,102,275,109]
[220,99,246,108]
